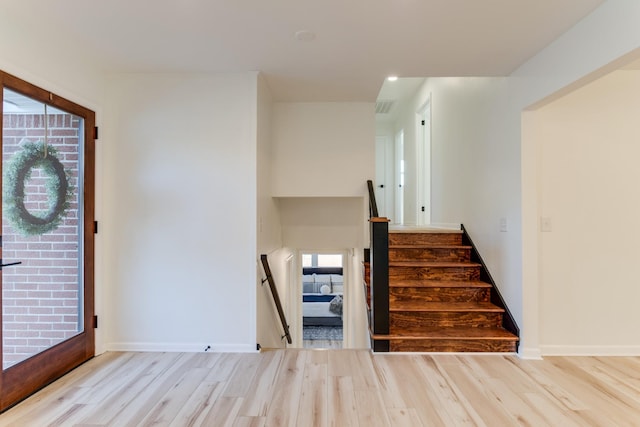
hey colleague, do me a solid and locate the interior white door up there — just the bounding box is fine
[375,136,394,219]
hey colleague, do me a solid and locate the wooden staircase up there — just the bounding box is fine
[365,229,519,352]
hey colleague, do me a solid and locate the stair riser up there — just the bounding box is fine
[390,287,490,304]
[363,264,370,285]
[390,312,503,332]
[388,339,517,352]
[389,233,462,246]
[389,266,480,281]
[389,248,470,262]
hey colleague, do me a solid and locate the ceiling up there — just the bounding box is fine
[2,0,604,102]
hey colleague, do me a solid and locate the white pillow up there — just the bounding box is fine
[315,274,331,285]
[320,284,331,295]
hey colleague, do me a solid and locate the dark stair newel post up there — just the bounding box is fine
[370,217,389,352]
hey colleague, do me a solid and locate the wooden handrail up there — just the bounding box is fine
[367,180,379,218]
[260,254,292,344]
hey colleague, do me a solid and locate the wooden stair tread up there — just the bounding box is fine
[389,261,481,268]
[390,301,504,312]
[389,244,472,249]
[372,327,519,341]
[365,225,519,352]
[389,280,491,288]
[389,228,463,234]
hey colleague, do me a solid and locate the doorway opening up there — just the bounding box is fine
[301,252,344,349]
[375,135,394,219]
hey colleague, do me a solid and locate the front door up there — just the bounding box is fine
[0,71,95,411]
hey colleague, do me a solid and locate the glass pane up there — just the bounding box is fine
[301,254,312,267]
[2,88,84,370]
[317,254,342,267]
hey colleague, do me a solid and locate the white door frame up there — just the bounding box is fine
[416,97,432,225]
[394,130,405,225]
[296,250,349,348]
[285,254,299,347]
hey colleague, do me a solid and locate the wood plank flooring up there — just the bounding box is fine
[1,350,639,426]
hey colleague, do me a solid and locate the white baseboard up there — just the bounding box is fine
[518,347,543,360]
[540,345,640,356]
[106,342,258,353]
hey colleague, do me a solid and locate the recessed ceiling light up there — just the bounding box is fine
[387,76,398,82]
[294,30,316,42]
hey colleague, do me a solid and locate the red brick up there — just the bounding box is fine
[3,291,28,299]
[14,315,38,323]
[52,291,77,299]
[28,307,53,315]
[27,276,52,283]
[54,307,77,315]
[39,331,67,339]
[27,323,52,331]
[52,323,76,331]
[3,323,29,331]
[4,339,28,346]
[14,331,40,338]
[12,299,40,307]
[38,315,64,322]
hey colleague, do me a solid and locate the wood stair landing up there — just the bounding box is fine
[369,229,518,353]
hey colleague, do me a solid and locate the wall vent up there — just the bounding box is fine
[375,100,395,114]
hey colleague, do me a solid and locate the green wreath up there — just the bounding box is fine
[3,141,74,236]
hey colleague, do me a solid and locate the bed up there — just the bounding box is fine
[302,267,343,326]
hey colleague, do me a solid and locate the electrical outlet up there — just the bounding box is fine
[499,217,507,232]
[540,217,552,232]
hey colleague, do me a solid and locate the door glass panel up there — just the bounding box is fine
[2,88,84,370]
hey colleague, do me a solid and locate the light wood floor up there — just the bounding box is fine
[1,350,639,426]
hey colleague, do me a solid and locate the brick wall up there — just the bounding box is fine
[2,113,81,369]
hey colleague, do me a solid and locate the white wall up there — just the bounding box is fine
[533,70,640,355]
[103,73,258,352]
[460,0,640,357]
[272,103,375,197]
[518,0,640,357]
[0,13,103,115]
[278,197,365,249]
[256,74,293,349]
[271,103,374,348]
[392,77,509,228]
